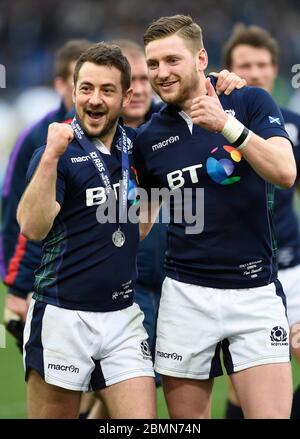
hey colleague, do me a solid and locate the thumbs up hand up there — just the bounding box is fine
[205,76,218,97]
[190,78,228,133]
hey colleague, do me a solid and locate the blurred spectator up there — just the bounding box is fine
[0,0,299,94]
[1,0,300,193]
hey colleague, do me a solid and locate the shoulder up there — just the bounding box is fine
[31,139,81,167]
[136,107,168,139]
[223,87,285,130]
[221,86,272,108]
[144,100,165,121]
[134,113,162,156]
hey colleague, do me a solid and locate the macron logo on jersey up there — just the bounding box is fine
[152,135,179,152]
[71,155,90,163]
[268,116,281,125]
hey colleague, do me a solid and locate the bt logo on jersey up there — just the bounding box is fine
[86,178,138,207]
[167,164,203,190]
[206,146,242,185]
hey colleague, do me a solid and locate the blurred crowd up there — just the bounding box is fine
[0,0,300,189]
[1,0,300,92]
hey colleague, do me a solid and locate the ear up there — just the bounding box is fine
[122,87,133,108]
[196,48,208,73]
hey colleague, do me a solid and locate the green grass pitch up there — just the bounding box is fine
[0,283,299,419]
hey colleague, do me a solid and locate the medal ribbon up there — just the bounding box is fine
[71,116,129,225]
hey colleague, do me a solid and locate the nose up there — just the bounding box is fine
[249,65,261,82]
[156,63,170,81]
[89,90,103,106]
[132,80,143,96]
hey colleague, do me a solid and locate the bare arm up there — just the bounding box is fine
[238,135,296,188]
[17,123,74,241]
[191,78,296,188]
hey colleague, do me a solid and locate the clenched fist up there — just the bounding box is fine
[45,122,74,159]
[190,78,228,133]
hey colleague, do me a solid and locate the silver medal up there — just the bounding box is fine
[112,229,126,247]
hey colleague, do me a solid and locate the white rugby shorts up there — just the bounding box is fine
[23,299,154,391]
[155,277,290,379]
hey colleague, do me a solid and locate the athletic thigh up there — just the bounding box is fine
[97,376,156,419]
[230,362,292,418]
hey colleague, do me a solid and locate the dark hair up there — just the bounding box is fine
[223,24,279,68]
[54,39,92,79]
[144,14,203,53]
[74,42,131,91]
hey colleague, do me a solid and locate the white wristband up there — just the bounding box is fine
[221,114,245,144]
[221,114,252,150]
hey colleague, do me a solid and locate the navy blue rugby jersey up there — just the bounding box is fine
[27,126,139,312]
[274,107,300,269]
[133,86,291,289]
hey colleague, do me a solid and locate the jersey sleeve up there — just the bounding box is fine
[244,87,291,142]
[26,147,66,206]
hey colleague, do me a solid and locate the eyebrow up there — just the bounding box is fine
[79,81,117,88]
[101,83,117,88]
[146,58,157,65]
[146,53,181,63]
[78,81,93,87]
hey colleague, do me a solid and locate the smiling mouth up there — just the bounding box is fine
[158,81,177,89]
[86,110,106,120]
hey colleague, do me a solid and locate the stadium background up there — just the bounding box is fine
[0,0,300,418]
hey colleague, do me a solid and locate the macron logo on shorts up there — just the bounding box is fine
[151,135,179,151]
[48,363,80,373]
[156,350,183,361]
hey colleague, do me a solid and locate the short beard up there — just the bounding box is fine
[76,113,118,140]
[154,72,199,107]
[97,117,118,141]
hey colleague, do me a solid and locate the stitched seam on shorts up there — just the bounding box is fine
[45,373,88,388]
[233,355,289,367]
[155,365,210,376]
[105,367,154,382]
